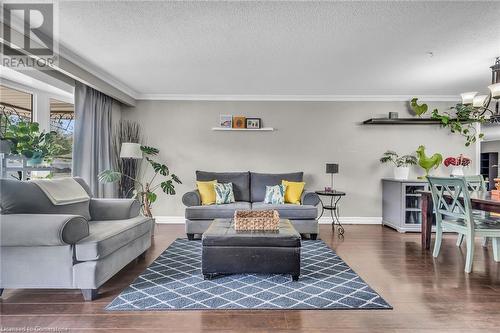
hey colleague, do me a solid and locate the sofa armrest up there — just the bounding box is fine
[0,214,89,246]
[301,191,320,206]
[89,198,140,220]
[182,190,201,207]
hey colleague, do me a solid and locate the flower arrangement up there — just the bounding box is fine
[443,154,471,167]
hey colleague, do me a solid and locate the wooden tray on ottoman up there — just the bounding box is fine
[234,210,280,231]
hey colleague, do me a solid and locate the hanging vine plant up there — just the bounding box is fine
[411,98,486,147]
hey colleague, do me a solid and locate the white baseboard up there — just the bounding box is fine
[319,217,382,224]
[154,216,185,224]
[154,216,382,225]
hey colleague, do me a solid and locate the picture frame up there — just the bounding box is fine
[233,116,246,128]
[246,118,261,129]
[219,114,232,128]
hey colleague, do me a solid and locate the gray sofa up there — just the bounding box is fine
[0,177,153,301]
[182,171,320,239]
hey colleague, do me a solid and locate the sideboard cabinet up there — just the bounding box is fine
[382,178,429,233]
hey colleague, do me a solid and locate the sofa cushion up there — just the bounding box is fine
[251,202,317,219]
[196,171,250,202]
[75,216,153,261]
[264,184,286,204]
[196,180,217,205]
[250,172,303,203]
[0,178,91,220]
[185,201,251,220]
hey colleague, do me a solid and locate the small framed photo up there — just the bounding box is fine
[219,114,232,128]
[233,116,246,128]
[246,118,261,129]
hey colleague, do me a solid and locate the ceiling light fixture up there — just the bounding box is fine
[461,57,500,123]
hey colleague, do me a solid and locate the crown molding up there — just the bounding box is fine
[136,94,460,102]
[57,44,140,100]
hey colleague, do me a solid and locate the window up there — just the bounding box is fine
[0,85,35,180]
[0,84,33,135]
[49,98,74,178]
[0,85,75,180]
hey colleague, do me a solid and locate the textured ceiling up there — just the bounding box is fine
[57,1,500,98]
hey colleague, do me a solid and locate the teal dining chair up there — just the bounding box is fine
[428,176,500,273]
[464,175,487,192]
[455,175,489,247]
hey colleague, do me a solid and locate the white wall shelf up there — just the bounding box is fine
[211,127,275,131]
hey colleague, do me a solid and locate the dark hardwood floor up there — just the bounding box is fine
[2,224,500,332]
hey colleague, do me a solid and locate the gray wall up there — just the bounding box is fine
[122,100,476,218]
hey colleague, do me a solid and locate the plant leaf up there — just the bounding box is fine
[141,146,159,155]
[171,174,182,184]
[161,180,176,195]
[147,157,169,176]
[146,192,157,203]
[98,170,122,183]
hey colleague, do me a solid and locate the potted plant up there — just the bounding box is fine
[99,146,181,218]
[443,154,471,176]
[2,121,66,166]
[380,150,418,180]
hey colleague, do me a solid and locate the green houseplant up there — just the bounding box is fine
[380,150,418,180]
[410,98,486,147]
[2,121,67,166]
[99,146,181,217]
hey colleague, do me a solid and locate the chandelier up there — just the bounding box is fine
[460,57,500,123]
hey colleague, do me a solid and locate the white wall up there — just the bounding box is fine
[122,100,476,220]
[482,140,500,154]
[481,123,500,141]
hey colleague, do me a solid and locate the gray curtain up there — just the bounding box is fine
[72,82,114,198]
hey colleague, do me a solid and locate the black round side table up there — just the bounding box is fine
[315,190,346,238]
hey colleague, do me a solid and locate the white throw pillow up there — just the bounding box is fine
[264,184,287,204]
[214,182,235,204]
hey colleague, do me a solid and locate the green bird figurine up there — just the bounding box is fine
[416,145,443,179]
[410,98,428,117]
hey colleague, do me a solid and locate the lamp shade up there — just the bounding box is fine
[120,143,143,159]
[472,95,489,107]
[461,92,478,105]
[489,83,500,99]
[326,163,339,174]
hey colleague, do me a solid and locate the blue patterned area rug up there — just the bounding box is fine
[106,239,392,310]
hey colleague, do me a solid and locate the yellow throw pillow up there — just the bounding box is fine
[282,180,305,204]
[197,180,217,205]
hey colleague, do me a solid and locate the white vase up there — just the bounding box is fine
[394,167,410,180]
[451,166,464,177]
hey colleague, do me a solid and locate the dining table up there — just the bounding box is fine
[419,190,500,250]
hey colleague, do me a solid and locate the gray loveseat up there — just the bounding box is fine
[0,177,153,301]
[182,171,320,239]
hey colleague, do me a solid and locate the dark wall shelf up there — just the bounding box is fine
[362,117,471,125]
[363,118,444,125]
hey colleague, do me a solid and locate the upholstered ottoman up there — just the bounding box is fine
[201,219,301,281]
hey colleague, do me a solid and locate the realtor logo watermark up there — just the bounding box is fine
[1,1,59,70]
